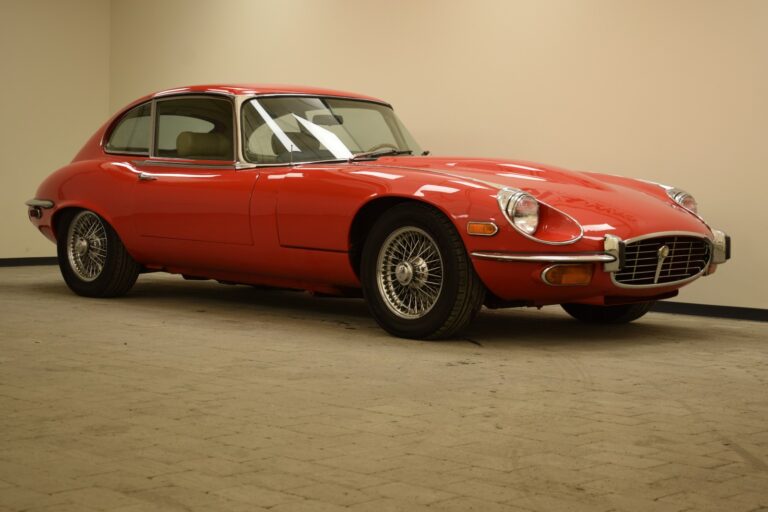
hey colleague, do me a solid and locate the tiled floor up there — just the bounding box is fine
[1,266,766,511]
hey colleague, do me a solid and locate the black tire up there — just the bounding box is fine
[561,301,655,324]
[361,203,485,340]
[57,209,140,298]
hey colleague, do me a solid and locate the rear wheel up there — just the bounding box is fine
[57,210,140,297]
[561,301,654,324]
[361,203,485,340]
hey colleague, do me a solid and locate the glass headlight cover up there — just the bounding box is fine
[497,188,540,235]
[640,179,700,216]
[667,188,698,215]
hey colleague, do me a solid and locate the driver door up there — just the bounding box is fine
[131,94,257,269]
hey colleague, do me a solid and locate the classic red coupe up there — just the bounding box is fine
[27,84,730,339]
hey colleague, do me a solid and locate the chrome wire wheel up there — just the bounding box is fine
[376,226,444,319]
[66,211,108,282]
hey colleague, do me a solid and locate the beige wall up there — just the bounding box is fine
[4,0,766,309]
[0,0,110,259]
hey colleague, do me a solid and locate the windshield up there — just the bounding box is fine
[241,96,422,165]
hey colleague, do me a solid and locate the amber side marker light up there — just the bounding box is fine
[542,264,593,286]
[467,222,498,236]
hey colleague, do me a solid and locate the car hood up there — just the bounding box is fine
[351,156,709,238]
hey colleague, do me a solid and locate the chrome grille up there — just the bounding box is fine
[614,235,711,286]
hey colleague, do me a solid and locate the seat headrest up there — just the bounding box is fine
[176,131,231,159]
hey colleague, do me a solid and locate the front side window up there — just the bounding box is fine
[154,96,234,160]
[105,102,151,155]
[241,97,422,165]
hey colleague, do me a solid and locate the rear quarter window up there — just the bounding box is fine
[105,102,151,155]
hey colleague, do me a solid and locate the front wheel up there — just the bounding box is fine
[561,301,655,324]
[57,210,140,298]
[361,203,485,340]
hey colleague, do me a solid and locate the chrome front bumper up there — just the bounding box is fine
[470,252,615,264]
[710,229,730,265]
[471,229,731,269]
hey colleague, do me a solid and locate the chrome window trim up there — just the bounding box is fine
[471,251,614,263]
[102,101,152,157]
[238,94,401,167]
[234,95,248,163]
[152,94,237,163]
[148,99,157,157]
[131,159,243,170]
[609,231,713,290]
[245,93,392,108]
[153,90,236,100]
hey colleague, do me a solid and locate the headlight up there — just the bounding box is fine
[667,188,698,215]
[497,188,539,235]
[639,179,701,217]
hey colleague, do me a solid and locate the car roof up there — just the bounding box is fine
[146,84,388,104]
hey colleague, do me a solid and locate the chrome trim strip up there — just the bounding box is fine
[609,231,713,290]
[104,149,149,157]
[132,159,238,170]
[620,230,712,245]
[235,94,247,164]
[148,99,157,158]
[154,89,236,99]
[246,93,392,108]
[25,199,54,209]
[471,251,615,263]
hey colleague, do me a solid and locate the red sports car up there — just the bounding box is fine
[26,84,731,339]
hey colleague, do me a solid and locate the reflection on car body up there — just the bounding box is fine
[26,84,731,339]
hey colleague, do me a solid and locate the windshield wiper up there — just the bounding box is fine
[349,148,413,162]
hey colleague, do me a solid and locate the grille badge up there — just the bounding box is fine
[654,245,670,284]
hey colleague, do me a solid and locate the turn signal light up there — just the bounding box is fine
[467,222,498,236]
[542,264,593,286]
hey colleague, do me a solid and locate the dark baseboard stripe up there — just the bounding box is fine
[653,302,767,322]
[0,257,58,267]
[0,257,765,322]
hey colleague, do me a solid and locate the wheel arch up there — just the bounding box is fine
[51,203,120,240]
[348,195,467,279]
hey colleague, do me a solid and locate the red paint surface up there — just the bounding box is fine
[29,85,718,305]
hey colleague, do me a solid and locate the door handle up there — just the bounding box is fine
[138,172,157,181]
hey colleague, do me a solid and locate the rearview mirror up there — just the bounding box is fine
[312,114,343,126]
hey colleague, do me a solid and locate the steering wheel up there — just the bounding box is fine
[366,142,398,153]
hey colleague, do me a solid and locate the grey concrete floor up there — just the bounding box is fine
[0,265,767,512]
